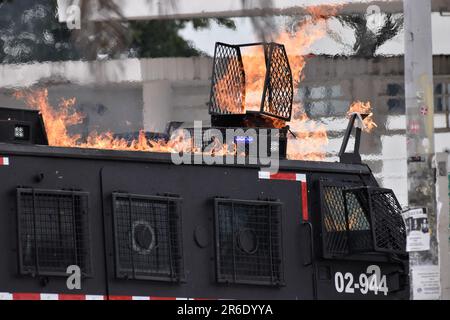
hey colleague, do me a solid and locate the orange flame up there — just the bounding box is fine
[347,101,377,133]
[211,5,340,161]
[214,56,246,114]
[14,89,83,147]
[15,89,244,156]
[284,5,339,161]
[13,5,375,163]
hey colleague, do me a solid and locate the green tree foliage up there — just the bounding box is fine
[0,0,236,63]
[0,0,77,63]
[337,13,404,57]
[130,18,236,58]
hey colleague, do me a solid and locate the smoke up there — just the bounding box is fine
[241,0,278,42]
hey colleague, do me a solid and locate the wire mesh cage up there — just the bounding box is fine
[344,187,407,254]
[214,198,284,287]
[112,193,184,282]
[186,126,289,159]
[343,189,373,253]
[320,181,406,258]
[320,184,352,257]
[209,42,293,121]
[16,188,91,277]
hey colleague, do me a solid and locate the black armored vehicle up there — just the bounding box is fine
[0,42,408,300]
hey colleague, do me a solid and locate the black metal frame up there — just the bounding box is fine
[111,193,185,283]
[0,107,48,145]
[186,126,289,159]
[319,178,406,259]
[0,142,374,175]
[339,113,369,164]
[209,42,294,122]
[16,188,91,277]
[319,180,363,258]
[213,198,285,287]
[344,187,406,255]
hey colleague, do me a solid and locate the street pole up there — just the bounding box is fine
[404,0,440,299]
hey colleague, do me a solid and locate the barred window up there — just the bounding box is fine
[320,181,406,258]
[214,198,284,287]
[112,193,184,282]
[17,188,91,277]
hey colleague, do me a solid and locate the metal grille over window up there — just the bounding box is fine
[16,188,91,277]
[262,44,294,120]
[112,193,184,282]
[214,199,284,286]
[344,187,407,254]
[320,182,407,258]
[321,185,351,257]
[343,189,373,253]
[209,42,293,121]
[209,43,246,115]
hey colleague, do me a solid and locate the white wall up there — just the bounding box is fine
[57,0,420,22]
[0,57,213,133]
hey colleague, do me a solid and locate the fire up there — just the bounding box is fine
[214,56,246,114]
[241,46,267,111]
[15,89,189,154]
[15,89,245,157]
[347,101,377,133]
[14,90,83,147]
[287,104,329,161]
[278,5,339,87]
[14,5,375,163]
[210,5,340,161]
[284,5,338,161]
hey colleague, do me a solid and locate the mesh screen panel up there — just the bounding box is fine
[368,188,406,254]
[343,190,373,253]
[16,189,91,277]
[321,185,351,256]
[343,188,406,254]
[209,43,246,115]
[321,183,406,257]
[214,199,284,286]
[112,194,184,282]
[209,42,293,121]
[261,44,293,120]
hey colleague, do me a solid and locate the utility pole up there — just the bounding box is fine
[404,0,440,299]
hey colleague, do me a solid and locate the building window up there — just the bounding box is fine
[386,83,405,114]
[301,84,349,117]
[434,83,450,113]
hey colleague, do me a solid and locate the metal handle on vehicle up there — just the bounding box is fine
[301,222,314,266]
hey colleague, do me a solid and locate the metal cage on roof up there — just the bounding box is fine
[209,42,294,122]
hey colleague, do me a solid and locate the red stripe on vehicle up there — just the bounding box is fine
[12,293,41,300]
[270,172,297,181]
[109,296,133,300]
[59,294,86,300]
[0,293,201,301]
[301,182,309,221]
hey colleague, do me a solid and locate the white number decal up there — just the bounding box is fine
[359,273,369,294]
[334,265,389,296]
[344,273,355,293]
[335,272,345,293]
[378,274,388,296]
